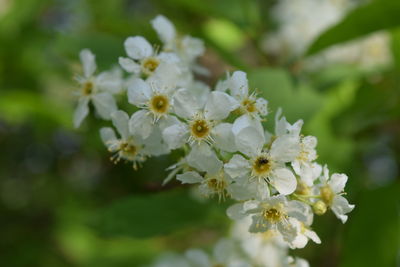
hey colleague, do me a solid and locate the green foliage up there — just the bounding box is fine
[340,184,400,267]
[0,0,399,266]
[307,0,400,55]
[91,189,229,238]
[249,68,322,123]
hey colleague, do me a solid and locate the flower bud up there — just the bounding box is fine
[313,200,327,215]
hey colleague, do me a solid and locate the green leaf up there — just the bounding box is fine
[90,190,222,238]
[0,90,72,128]
[340,184,400,267]
[306,79,359,169]
[307,0,400,55]
[248,68,323,123]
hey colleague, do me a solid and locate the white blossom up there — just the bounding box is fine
[316,165,355,223]
[74,49,122,127]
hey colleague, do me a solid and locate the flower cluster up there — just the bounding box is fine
[73,15,354,265]
[148,218,310,267]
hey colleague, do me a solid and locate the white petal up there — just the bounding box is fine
[288,119,304,136]
[277,217,299,244]
[213,239,235,263]
[212,123,236,152]
[149,61,181,88]
[162,122,188,150]
[232,114,264,136]
[274,108,288,136]
[227,183,255,201]
[255,97,268,116]
[124,36,153,60]
[110,110,129,140]
[177,171,203,184]
[73,97,89,128]
[270,134,300,162]
[329,173,348,193]
[172,88,199,118]
[158,115,179,130]
[186,81,210,108]
[294,258,310,267]
[141,126,170,156]
[287,200,312,224]
[95,68,123,94]
[181,36,205,61]
[224,154,250,178]
[129,110,153,139]
[304,229,321,244]
[226,203,246,220]
[127,78,152,106]
[319,164,330,183]
[243,199,261,212]
[100,127,117,147]
[151,15,176,45]
[331,195,355,223]
[290,233,308,249]
[185,249,209,267]
[79,49,96,78]
[303,135,317,149]
[234,126,264,157]
[92,92,118,120]
[187,144,222,174]
[271,168,297,195]
[204,91,239,120]
[230,71,248,97]
[118,57,141,73]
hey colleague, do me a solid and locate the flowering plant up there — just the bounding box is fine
[74,15,354,267]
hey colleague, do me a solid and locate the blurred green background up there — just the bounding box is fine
[0,0,399,266]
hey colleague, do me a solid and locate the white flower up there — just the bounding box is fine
[74,49,121,128]
[100,110,146,169]
[127,77,178,139]
[119,35,179,78]
[231,196,312,244]
[162,88,238,149]
[287,204,320,249]
[177,146,255,201]
[292,136,320,186]
[317,165,355,223]
[294,162,322,198]
[266,108,303,142]
[284,256,310,267]
[231,217,289,267]
[184,239,252,267]
[225,117,300,195]
[228,71,268,120]
[151,15,205,68]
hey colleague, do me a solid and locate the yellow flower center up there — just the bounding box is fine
[82,81,94,96]
[141,57,159,75]
[320,185,334,205]
[262,208,283,223]
[119,141,137,157]
[296,180,311,196]
[207,178,226,192]
[242,98,257,113]
[149,94,170,115]
[190,119,211,139]
[252,155,272,178]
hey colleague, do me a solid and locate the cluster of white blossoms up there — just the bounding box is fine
[148,218,311,267]
[73,15,354,266]
[262,0,392,70]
